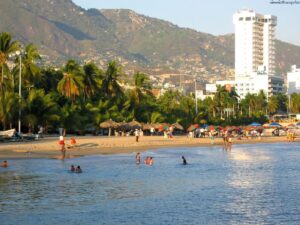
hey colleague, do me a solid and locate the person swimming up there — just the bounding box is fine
[1,160,8,168]
[75,166,82,173]
[182,156,187,165]
[70,165,75,172]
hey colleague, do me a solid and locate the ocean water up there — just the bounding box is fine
[1,143,300,225]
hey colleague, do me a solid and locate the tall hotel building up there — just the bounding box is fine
[233,9,283,98]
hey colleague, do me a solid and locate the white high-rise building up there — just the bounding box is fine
[233,9,276,77]
[233,9,282,98]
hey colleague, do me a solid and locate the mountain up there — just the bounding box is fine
[0,0,299,82]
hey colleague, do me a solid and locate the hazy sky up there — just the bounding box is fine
[73,0,300,46]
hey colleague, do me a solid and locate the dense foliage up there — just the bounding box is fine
[0,32,299,133]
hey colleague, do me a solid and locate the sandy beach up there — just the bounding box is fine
[0,135,298,159]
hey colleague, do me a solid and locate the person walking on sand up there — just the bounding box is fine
[135,129,140,142]
[136,152,141,165]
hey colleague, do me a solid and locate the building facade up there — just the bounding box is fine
[287,65,300,94]
[233,9,282,99]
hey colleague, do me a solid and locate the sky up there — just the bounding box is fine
[73,0,300,46]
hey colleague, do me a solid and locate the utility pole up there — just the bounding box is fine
[15,50,23,134]
[195,79,198,115]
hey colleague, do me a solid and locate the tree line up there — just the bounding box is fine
[0,32,300,133]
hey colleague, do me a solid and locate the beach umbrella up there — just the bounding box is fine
[172,122,184,130]
[248,122,261,127]
[263,123,270,128]
[187,124,199,132]
[142,123,154,131]
[286,124,296,129]
[158,123,169,132]
[118,122,131,131]
[128,120,142,130]
[269,122,282,127]
[201,124,209,129]
[99,119,119,136]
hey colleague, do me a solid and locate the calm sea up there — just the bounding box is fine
[1,142,300,225]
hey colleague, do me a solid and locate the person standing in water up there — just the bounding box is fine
[182,156,187,165]
[58,135,66,159]
[136,152,141,165]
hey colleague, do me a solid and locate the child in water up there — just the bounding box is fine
[1,160,8,168]
[144,156,153,165]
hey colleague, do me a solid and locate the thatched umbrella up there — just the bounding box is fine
[158,123,170,132]
[128,120,142,130]
[99,119,119,136]
[142,123,154,131]
[118,122,130,131]
[172,122,184,130]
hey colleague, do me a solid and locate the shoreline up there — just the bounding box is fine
[0,135,298,160]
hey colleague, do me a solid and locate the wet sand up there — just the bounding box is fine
[0,135,298,159]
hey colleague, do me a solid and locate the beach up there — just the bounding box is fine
[0,135,298,159]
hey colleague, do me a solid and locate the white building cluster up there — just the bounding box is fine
[287,65,300,95]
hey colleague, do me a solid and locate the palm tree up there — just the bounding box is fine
[268,95,279,115]
[0,90,20,130]
[102,61,123,98]
[0,32,19,87]
[131,72,152,104]
[20,43,41,87]
[290,93,300,113]
[213,85,230,119]
[23,89,60,133]
[82,62,102,98]
[57,60,83,101]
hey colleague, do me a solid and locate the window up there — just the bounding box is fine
[239,17,243,21]
[246,17,251,21]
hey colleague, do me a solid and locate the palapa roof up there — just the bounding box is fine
[99,119,119,128]
[128,120,142,129]
[142,123,155,130]
[117,122,131,131]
